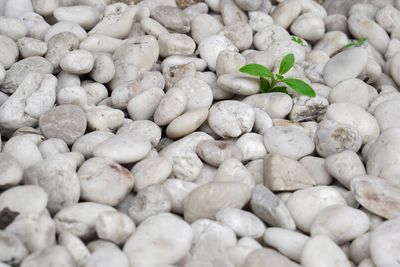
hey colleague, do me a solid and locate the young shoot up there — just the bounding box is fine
[344,38,368,48]
[239,53,316,97]
[291,35,306,47]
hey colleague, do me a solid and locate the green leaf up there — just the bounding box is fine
[357,37,367,46]
[276,74,284,81]
[240,64,274,78]
[270,86,288,94]
[260,77,271,93]
[291,36,305,46]
[279,53,295,75]
[282,78,316,97]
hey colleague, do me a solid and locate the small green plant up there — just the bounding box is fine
[291,35,306,47]
[239,53,316,97]
[344,37,368,48]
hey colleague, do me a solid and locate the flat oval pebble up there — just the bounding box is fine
[0,185,47,215]
[93,134,152,164]
[208,100,255,138]
[166,108,209,139]
[123,213,193,267]
[60,50,94,74]
[196,139,243,167]
[243,93,293,119]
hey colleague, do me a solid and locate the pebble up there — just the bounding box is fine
[71,131,114,159]
[208,100,255,138]
[20,246,76,267]
[54,202,116,239]
[220,0,248,26]
[0,17,27,41]
[95,211,135,245]
[17,37,47,58]
[198,35,238,71]
[243,93,293,119]
[46,32,80,70]
[23,155,80,214]
[78,157,134,206]
[0,185,47,215]
[93,134,152,164]
[131,156,171,192]
[369,217,400,267]
[196,139,243,167]
[289,95,329,123]
[325,150,366,188]
[329,78,371,109]
[190,14,223,44]
[248,11,273,32]
[89,55,115,84]
[158,33,196,58]
[127,87,165,121]
[217,73,260,95]
[0,153,23,188]
[84,247,129,267]
[325,103,380,144]
[263,227,309,262]
[290,13,325,42]
[154,87,187,126]
[53,5,101,30]
[214,158,255,187]
[2,136,43,170]
[286,186,347,233]
[0,231,28,265]
[151,5,190,33]
[315,119,363,158]
[174,76,214,111]
[300,156,333,185]
[351,175,400,219]
[117,120,161,147]
[60,50,94,74]
[216,208,265,238]
[166,108,209,139]
[301,235,352,267]
[250,185,296,229]
[245,248,301,267]
[184,182,251,223]
[128,184,172,224]
[45,21,87,42]
[310,205,370,244]
[271,0,302,29]
[58,231,91,266]
[373,98,400,131]
[323,47,368,88]
[264,154,315,191]
[123,213,193,267]
[39,104,87,145]
[236,133,266,161]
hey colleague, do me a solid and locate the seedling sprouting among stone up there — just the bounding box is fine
[291,35,306,46]
[239,53,316,97]
[344,38,368,48]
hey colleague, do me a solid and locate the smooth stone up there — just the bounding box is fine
[173,76,214,111]
[0,231,28,265]
[349,233,370,264]
[245,248,301,267]
[89,55,115,84]
[351,175,400,219]
[271,0,301,29]
[220,22,253,51]
[0,153,23,188]
[217,74,260,96]
[79,34,123,53]
[243,93,293,119]
[264,154,315,191]
[198,35,237,71]
[154,87,187,126]
[84,247,129,267]
[286,186,347,233]
[234,0,262,11]
[323,47,368,88]
[131,156,172,192]
[4,0,33,17]
[39,138,69,158]
[19,12,51,40]
[373,98,400,131]
[252,25,290,52]
[300,156,332,185]
[5,212,56,252]
[220,0,248,26]
[289,95,329,123]
[236,133,266,161]
[0,17,27,41]
[53,5,101,30]
[0,185,47,215]
[117,120,161,147]
[191,218,236,248]
[369,217,400,267]
[216,50,246,76]
[128,184,172,224]
[60,50,94,75]
[250,185,296,230]
[23,155,80,214]
[151,5,190,33]
[93,134,152,164]
[158,33,196,57]
[54,202,116,239]
[127,87,165,121]
[71,131,114,159]
[86,106,124,131]
[248,11,273,32]
[325,150,366,188]
[196,140,243,167]
[329,78,370,109]
[208,100,255,138]
[301,235,352,267]
[58,232,90,266]
[184,182,251,223]
[2,136,42,170]
[391,49,400,87]
[78,157,134,206]
[325,103,380,144]
[314,31,349,57]
[39,104,87,146]
[45,32,80,70]
[20,246,76,267]
[290,13,325,42]
[45,21,87,42]
[263,227,309,262]
[315,119,363,158]
[263,126,315,160]
[214,158,255,188]
[95,211,135,245]
[216,208,265,238]
[166,108,209,139]
[163,179,198,214]
[123,213,193,267]
[311,204,369,244]
[190,14,223,44]
[141,17,169,37]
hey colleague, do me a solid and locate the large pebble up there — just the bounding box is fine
[208,100,255,138]
[54,202,116,239]
[322,47,368,87]
[217,74,260,95]
[0,185,47,215]
[184,182,251,223]
[369,217,400,267]
[191,218,236,248]
[151,5,190,33]
[84,247,129,267]
[310,205,369,244]
[163,179,198,214]
[39,104,87,146]
[245,248,301,267]
[95,211,135,245]
[127,87,165,121]
[123,213,193,267]
[271,0,302,29]
[0,153,23,188]
[325,103,380,144]
[220,0,248,26]
[58,232,90,266]
[264,154,315,191]
[250,185,296,230]
[166,108,209,139]
[0,231,28,265]
[154,87,187,126]
[263,228,309,262]
[198,35,237,71]
[158,33,195,57]
[174,76,213,111]
[78,157,134,206]
[301,235,352,267]
[290,13,325,42]
[53,5,101,30]
[131,156,171,192]
[196,139,243,167]
[351,175,400,219]
[286,186,347,232]
[190,14,223,44]
[373,98,400,131]
[216,208,265,238]
[215,158,255,187]
[20,246,76,267]
[243,93,293,119]
[45,21,87,42]
[60,50,94,75]
[2,136,42,170]
[72,131,114,159]
[0,34,18,69]
[93,134,151,164]
[45,32,80,70]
